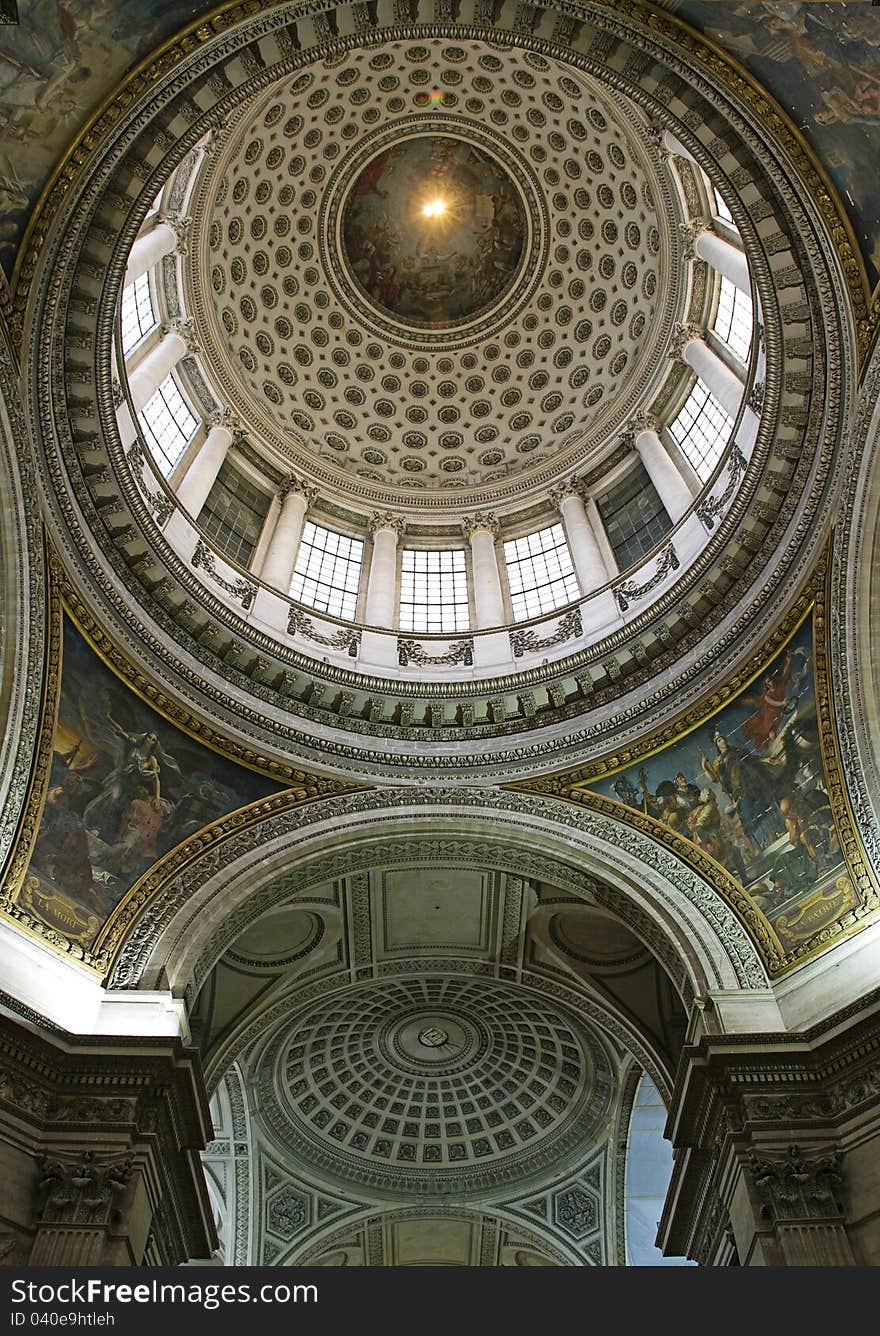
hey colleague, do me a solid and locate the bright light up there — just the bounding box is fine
[421,197,447,219]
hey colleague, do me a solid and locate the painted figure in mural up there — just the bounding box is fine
[82,715,180,844]
[700,729,780,846]
[31,771,98,904]
[739,645,807,752]
[637,767,701,833]
[342,136,526,324]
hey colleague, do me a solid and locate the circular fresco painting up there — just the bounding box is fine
[341,135,527,327]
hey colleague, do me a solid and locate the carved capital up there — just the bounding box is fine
[548,480,583,512]
[369,511,405,537]
[749,1145,845,1224]
[36,1150,133,1229]
[628,410,661,438]
[679,220,709,260]
[461,511,499,540]
[157,213,191,255]
[669,322,703,360]
[280,474,317,504]
[206,408,238,435]
[163,318,199,354]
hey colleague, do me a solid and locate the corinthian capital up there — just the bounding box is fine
[206,407,238,434]
[163,317,199,354]
[547,480,583,512]
[628,410,661,437]
[669,322,702,361]
[461,511,499,540]
[280,474,318,505]
[678,220,709,260]
[369,511,405,537]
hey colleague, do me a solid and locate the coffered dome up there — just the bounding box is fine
[23,0,846,782]
[255,975,614,1199]
[184,39,681,507]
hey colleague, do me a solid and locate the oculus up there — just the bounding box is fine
[340,134,526,327]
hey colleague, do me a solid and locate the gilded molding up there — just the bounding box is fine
[513,546,880,975]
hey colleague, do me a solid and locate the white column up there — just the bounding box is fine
[176,413,236,517]
[364,515,401,629]
[662,129,698,163]
[463,514,504,629]
[555,488,615,594]
[682,335,746,422]
[260,480,311,592]
[632,417,694,523]
[586,495,619,580]
[124,222,177,287]
[695,228,750,295]
[127,324,188,411]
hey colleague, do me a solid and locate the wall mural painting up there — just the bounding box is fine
[672,2,880,291]
[580,615,857,955]
[0,0,207,275]
[20,616,282,949]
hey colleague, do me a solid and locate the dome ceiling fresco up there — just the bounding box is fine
[187,38,681,505]
[340,134,527,328]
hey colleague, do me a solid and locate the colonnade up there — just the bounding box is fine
[119,143,758,627]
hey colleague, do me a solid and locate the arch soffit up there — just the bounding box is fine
[102,788,769,1002]
[0,320,49,897]
[835,332,880,887]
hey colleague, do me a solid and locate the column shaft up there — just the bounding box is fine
[558,492,613,594]
[469,527,505,629]
[634,428,693,522]
[662,129,698,163]
[364,527,399,629]
[123,222,177,287]
[261,487,308,591]
[584,496,619,579]
[177,421,234,517]
[683,337,746,422]
[695,229,750,295]
[127,328,187,412]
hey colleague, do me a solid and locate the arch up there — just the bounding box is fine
[288,1203,583,1268]
[834,329,880,888]
[103,787,769,1005]
[0,316,47,894]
